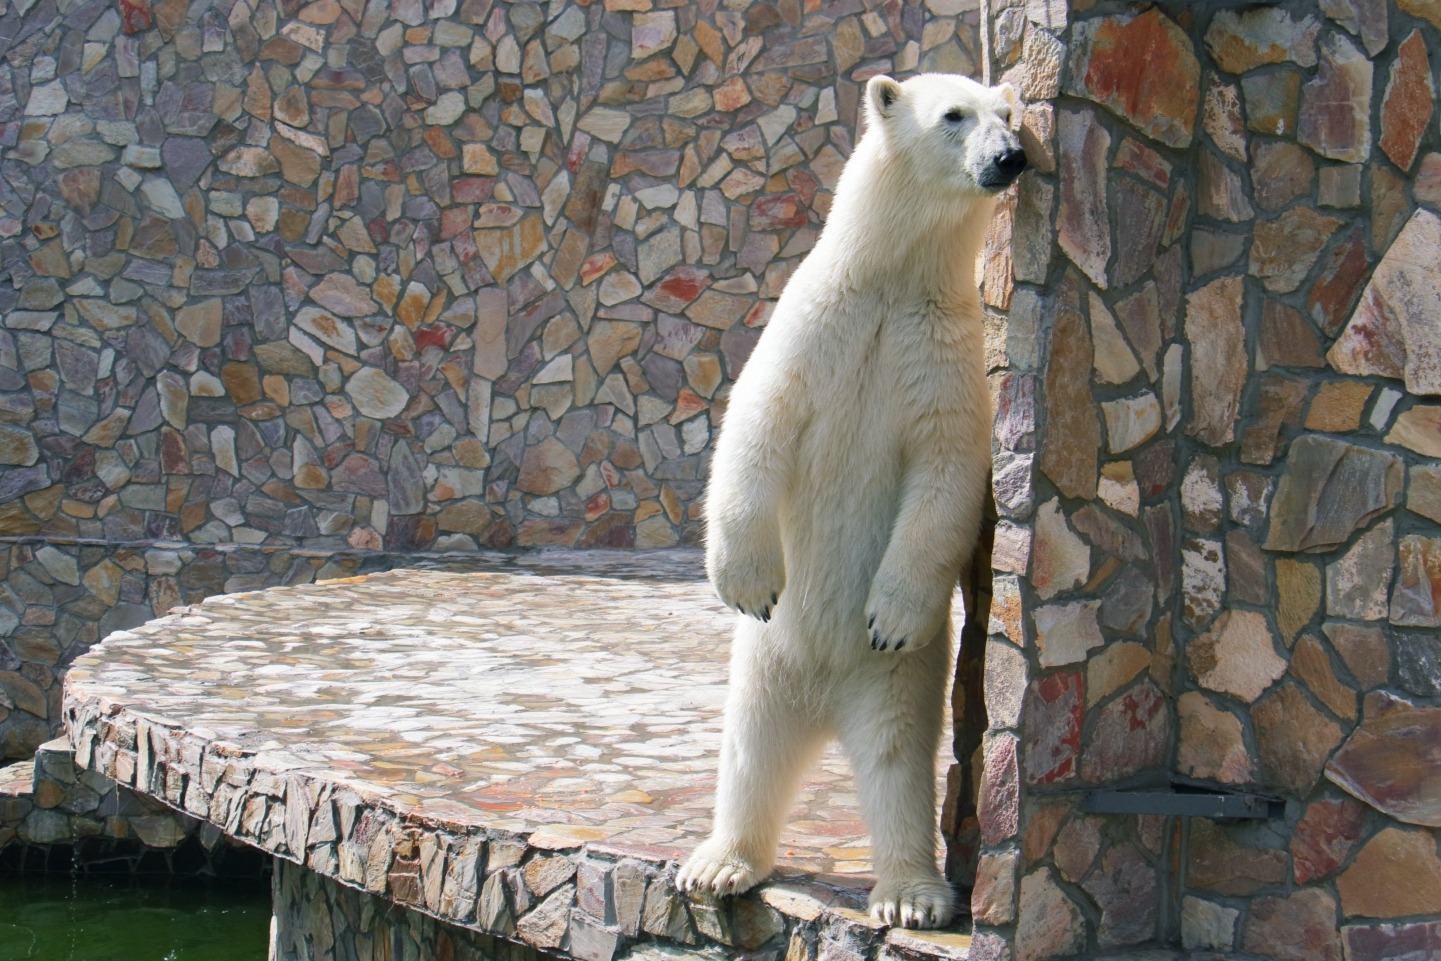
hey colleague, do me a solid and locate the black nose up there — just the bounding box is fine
[996,148,1027,176]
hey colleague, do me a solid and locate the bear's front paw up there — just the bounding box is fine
[865,570,944,652]
[708,529,785,622]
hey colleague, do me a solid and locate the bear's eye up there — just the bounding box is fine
[944,108,964,124]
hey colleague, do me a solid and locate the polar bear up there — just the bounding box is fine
[675,73,1025,929]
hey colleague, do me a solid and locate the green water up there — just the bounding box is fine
[0,876,270,960]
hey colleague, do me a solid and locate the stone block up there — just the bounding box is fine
[1337,826,1441,918]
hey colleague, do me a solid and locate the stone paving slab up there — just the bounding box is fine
[63,548,971,960]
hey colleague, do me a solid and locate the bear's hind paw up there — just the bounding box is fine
[868,877,956,929]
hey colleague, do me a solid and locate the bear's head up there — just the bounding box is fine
[864,73,1026,195]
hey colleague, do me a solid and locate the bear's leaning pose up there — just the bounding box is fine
[676,73,1026,929]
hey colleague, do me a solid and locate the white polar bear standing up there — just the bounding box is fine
[676,73,1026,929]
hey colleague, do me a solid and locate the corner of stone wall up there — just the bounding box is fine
[970,0,1198,955]
[971,0,1441,956]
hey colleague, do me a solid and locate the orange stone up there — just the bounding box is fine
[1068,9,1200,148]
[1379,30,1435,171]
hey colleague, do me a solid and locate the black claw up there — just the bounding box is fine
[771,592,778,605]
[867,614,875,629]
[737,604,747,616]
[895,638,907,651]
[870,631,879,650]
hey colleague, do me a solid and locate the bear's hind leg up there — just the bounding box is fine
[678,634,826,896]
[837,636,956,929]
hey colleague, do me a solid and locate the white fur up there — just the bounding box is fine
[676,74,1023,930]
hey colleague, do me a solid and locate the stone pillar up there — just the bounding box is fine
[968,1,1196,957]
[969,0,1441,956]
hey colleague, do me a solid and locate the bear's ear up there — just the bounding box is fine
[866,75,903,121]
[997,82,1019,113]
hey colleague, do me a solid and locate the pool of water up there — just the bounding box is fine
[0,875,271,961]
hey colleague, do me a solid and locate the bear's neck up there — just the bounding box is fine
[816,136,995,305]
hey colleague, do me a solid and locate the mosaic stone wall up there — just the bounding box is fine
[272,858,558,961]
[971,0,1441,958]
[0,735,264,875]
[0,0,983,758]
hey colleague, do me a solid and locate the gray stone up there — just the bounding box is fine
[1265,436,1403,552]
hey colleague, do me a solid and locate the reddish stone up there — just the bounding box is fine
[1298,32,1374,163]
[159,427,189,474]
[1291,796,1367,884]
[1306,226,1368,336]
[1344,922,1441,961]
[640,267,709,313]
[978,733,1020,845]
[1080,679,1169,783]
[748,194,808,231]
[1056,110,1112,289]
[1067,9,1199,149]
[1379,31,1434,172]
[453,178,495,203]
[1242,888,1343,961]
[1022,672,1082,785]
[1327,695,1441,828]
[58,169,102,216]
[1080,842,1158,947]
[120,0,153,33]
[1039,285,1100,499]
[413,326,450,353]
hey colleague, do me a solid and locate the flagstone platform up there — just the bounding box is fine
[61,549,974,961]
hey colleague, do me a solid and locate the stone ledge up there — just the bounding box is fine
[62,549,972,961]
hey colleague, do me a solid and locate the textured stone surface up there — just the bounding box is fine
[1081,843,1157,948]
[1066,10,1199,149]
[1386,404,1441,457]
[1241,887,1343,961]
[1264,437,1403,552]
[1252,682,1345,796]
[1182,896,1238,952]
[1379,31,1434,171]
[1327,521,1396,620]
[1014,869,1084,961]
[1177,692,1254,784]
[1292,796,1367,884]
[1298,31,1374,163]
[1344,922,1441,961]
[1040,296,1101,499]
[1328,697,1441,827]
[1022,673,1082,785]
[1184,276,1246,446]
[1056,111,1112,289]
[1337,826,1441,918]
[1081,680,1169,783]
[1205,9,1320,73]
[1250,206,1341,293]
[1032,499,1091,600]
[1189,611,1287,703]
[1187,820,1287,897]
[1329,211,1441,395]
[1391,536,1441,626]
[65,554,971,956]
